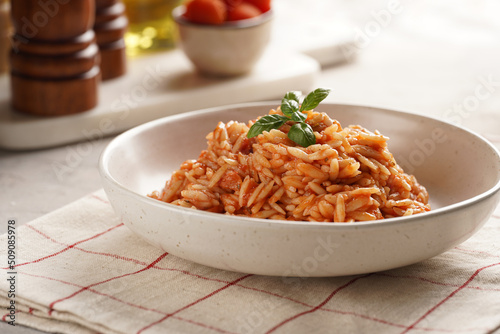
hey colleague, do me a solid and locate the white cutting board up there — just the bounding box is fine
[0,49,320,150]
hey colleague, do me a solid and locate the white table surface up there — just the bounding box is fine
[1,0,499,333]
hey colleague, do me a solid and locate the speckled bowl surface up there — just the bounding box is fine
[172,6,273,77]
[99,103,500,277]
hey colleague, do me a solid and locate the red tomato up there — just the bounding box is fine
[243,0,271,13]
[184,0,227,25]
[227,2,261,21]
[223,0,244,10]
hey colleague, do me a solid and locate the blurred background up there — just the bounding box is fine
[0,0,499,332]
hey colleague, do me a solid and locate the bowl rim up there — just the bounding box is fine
[99,101,500,231]
[172,5,274,29]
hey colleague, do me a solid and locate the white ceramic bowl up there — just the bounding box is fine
[99,103,500,277]
[172,6,273,77]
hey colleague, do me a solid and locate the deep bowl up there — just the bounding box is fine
[172,6,273,77]
[99,103,500,277]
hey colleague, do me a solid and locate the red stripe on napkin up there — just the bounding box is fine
[48,252,168,315]
[402,262,500,333]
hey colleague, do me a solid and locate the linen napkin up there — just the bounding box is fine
[1,189,499,334]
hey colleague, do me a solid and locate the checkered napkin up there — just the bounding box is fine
[1,189,499,334]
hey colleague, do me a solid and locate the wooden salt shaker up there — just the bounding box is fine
[94,0,127,80]
[9,0,100,116]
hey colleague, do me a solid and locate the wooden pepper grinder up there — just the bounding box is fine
[94,0,127,80]
[0,0,11,73]
[9,0,100,116]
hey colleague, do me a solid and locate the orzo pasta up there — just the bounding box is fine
[149,107,430,222]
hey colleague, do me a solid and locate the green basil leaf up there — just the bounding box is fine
[281,99,299,117]
[283,91,301,103]
[300,88,331,112]
[247,114,289,138]
[287,123,316,147]
[291,111,307,123]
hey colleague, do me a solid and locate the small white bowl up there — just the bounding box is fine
[172,6,273,77]
[99,103,500,277]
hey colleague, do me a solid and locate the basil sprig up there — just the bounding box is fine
[247,88,331,147]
